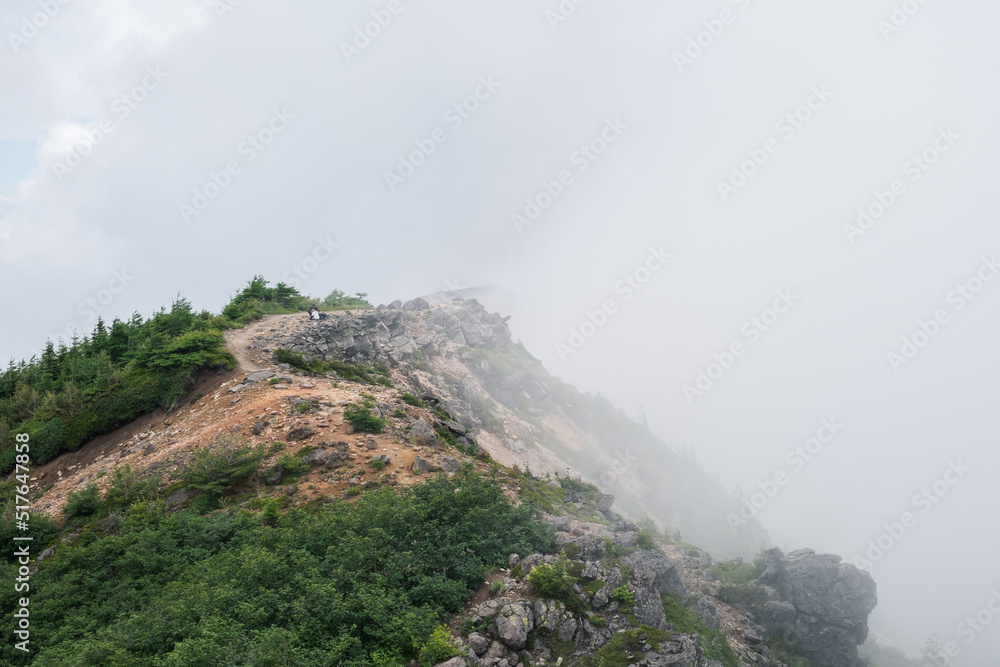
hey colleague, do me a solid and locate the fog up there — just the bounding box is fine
[3,0,1000,661]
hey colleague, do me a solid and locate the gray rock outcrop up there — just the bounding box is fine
[757,547,877,667]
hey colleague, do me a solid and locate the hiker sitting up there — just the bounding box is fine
[308,307,320,320]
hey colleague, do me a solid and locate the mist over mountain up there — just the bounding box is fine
[3,1,1000,664]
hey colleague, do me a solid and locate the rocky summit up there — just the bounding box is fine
[18,293,877,667]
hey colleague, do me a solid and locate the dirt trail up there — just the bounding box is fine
[224,309,372,372]
[224,313,301,372]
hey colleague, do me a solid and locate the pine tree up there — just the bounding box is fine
[919,633,947,665]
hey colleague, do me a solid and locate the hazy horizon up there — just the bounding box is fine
[3,0,1000,662]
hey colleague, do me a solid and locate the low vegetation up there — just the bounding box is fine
[0,276,372,475]
[0,469,551,666]
[710,552,765,585]
[344,396,388,434]
[660,593,740,667]
[527,558,577,600]
[577,626,671,667]
[273,348,391,385]
[765,633,816,667]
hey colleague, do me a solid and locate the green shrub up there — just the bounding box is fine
[710,553,765,585]
[274,349,390,385]
[610,586,635,606]
[418,624,458,667]
[527,558,576,599]
[563,542,580,560]
[268,453,307,482]
[0,470,551,665]
[766,634,816,666]
[716,583,768,611]
[577,626,671,667]
[401,393,425,408]
[0,508,58,561]
[661,594,739,667]
[179,445,265,500]
[64,483,102,519]
[261,498,281,526]
[558,476,599,494]
[603,537,628,561]
[0,294,237,475]
[322,289,372,310]
[636,529,656,550]
[434,425,457,448]
[344,405,387,434]
[370,459,387,470]
[392,409,406,419]
[104,465,161,510]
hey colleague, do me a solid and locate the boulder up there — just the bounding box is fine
[533,599,570,631]
[494,602,533,650]
[481,640,508,667]
[468,632,490,656]
[300,448,331,466]
[403,297,430,311]
[758,600,796,627]
[612,531,637,548]
[445,420,467,435]
[433,659,465,667]
[324,451,348,468]
[644,634,701,666]
[287,426,315,442]
[440,456,461,473]
[632,585,668,630]
[757,547,877,667]
[409,418,437,444]
[412,456,435,473]
[622,550,688,603]
[595,493,615,512]
[697,597,719,630]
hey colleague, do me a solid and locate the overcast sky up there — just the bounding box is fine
[3,0,1000,661]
